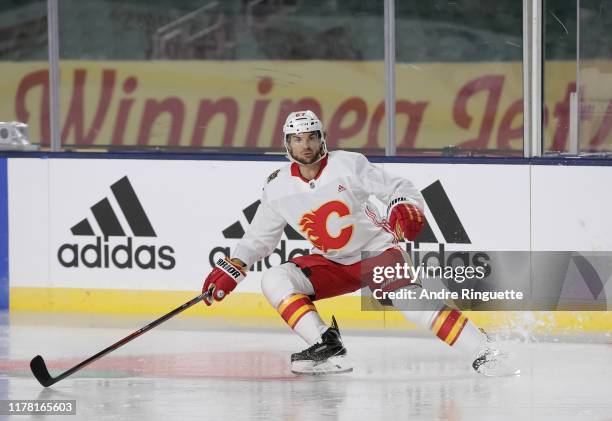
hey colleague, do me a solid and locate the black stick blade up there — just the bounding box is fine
[30,355,55,387]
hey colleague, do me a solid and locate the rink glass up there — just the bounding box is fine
[394,1,523,156]
[4,1,612,157]
[0,0,48,148]
[544,0,612,156]
[52,0,385,154]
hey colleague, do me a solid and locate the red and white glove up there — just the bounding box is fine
[202,257,246,306]
[388,201,425,242]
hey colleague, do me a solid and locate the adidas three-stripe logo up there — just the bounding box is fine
[222,200,305,240]
[71,176,156,238]
[221,180,470,244]
[59,176,175,270]
[416,180,470,244]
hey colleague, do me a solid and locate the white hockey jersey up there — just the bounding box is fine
[233,151,425,267]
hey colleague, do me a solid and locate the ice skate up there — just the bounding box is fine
[291,316,352,375]
[472,345,520,377]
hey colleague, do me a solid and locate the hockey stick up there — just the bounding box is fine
[30,291,210,387]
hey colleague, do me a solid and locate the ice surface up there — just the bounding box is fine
[1,312,611,421]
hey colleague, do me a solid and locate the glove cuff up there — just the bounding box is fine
[215,257,246,284]
[387,197,413,217]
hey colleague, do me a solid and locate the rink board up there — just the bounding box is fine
[5,155,612,333]
[0,158,7,310]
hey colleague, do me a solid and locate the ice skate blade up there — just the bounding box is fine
[477,368,521,378]
[291,355,353,376]
[291,367,354,376]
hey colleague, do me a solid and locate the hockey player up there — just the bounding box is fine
[202,110,517,376]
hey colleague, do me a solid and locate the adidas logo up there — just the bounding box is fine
[338,184,346,193]
[70,176,156,238]
[221,200,305,240]
[57,176,176,270]
[414,180,470,245]
[407,180,489,278]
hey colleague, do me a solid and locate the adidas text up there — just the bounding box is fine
[404,243,491,278]
[209,240,310,271]
[58,237,176,269]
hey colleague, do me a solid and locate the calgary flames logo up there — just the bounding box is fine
[299,201,353,252]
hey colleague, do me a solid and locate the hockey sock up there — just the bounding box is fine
[444,315,487,357]
[428,305,485,354]
[396,302,487,357]
[277,294,327,345]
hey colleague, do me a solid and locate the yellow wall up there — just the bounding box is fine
[11,287,612,334]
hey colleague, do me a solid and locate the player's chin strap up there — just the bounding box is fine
[284,138,328,165]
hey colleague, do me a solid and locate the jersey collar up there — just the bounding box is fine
[291,154,329,183]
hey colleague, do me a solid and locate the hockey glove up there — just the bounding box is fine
[388,202,425,241]
[202,257,246,306]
